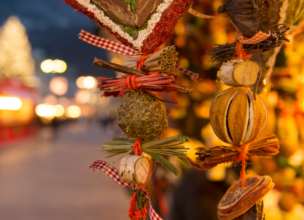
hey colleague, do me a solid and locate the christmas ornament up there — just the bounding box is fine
[63,0,192,54]
[100,135,190,176]
[119,155,150,185]
[217,0,260,38]
[117,91,168,141]
[217,175,274,220]
[210,87,267,145]
[192,134,280,171]
[217,59,260,87]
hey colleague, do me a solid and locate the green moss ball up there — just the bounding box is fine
[117,91,168,141]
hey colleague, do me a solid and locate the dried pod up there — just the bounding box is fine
[210,87,267,145]
[119,155,150,184]
[218,175,274,220]
[117,91,168,141]
[218,59,259,86]
[218,0,260,38]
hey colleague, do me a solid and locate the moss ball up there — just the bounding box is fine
[117,91,168,141]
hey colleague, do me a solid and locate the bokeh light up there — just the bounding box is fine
[40,59,53,73]
[76,76,86,89]
[75,89,91,104]
[83,76,96,89]
[0,97,22,110]
[54,104,65,117]
[44,94,57,105]
[35,104,56,118]
[53,60,67,73]
[49,76,68,96]
[41,59,67,73]
[66,105,81,118]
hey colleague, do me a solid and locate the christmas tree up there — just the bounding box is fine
[0,16,35,87]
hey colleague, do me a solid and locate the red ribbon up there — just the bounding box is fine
[129,192,148,220]
[133,139,143,156]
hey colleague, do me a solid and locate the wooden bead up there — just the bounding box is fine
[210,87,267,145]
[119,155,150,184]
[218,60,259,86]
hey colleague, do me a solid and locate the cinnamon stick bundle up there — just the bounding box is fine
[97,73,192,97]
[124,46,178,72]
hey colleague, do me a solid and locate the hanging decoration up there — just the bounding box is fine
[187,1,284,219]
[63,0,192,54]
[217,175,274,220]
[63,0,201,219]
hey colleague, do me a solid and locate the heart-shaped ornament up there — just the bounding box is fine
[63,0,191,54]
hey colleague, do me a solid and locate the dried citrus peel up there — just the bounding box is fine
[217,175,274,220]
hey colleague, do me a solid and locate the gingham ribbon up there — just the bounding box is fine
[79,30,199,82]
[188,7,216,19]
[90,160,162,220]
[188,7,270,44]
[79,30,140,56]
[175,65,199,82]
[236,30,270,44]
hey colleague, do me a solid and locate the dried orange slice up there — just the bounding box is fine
[218,176,274,220]
[218,176,263,212]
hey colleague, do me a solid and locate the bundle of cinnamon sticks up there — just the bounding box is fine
[124,46,178,72]
[97,73,192,97]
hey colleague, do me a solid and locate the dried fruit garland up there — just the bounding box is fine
[187,1,285,219]
[63,0,200,219]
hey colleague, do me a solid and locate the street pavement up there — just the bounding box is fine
[0,122,130,220]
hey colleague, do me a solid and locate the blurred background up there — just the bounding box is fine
[0,0,304,220]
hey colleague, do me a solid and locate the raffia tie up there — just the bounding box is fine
[233,143,250,188]
[133,139,143,156]
[129,192,148,220]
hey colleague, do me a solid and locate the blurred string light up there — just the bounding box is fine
[0,97,22,110]
[49,76,68,96]
[76,76,97,89]
[66,105,81,118]
[41,59,67,73]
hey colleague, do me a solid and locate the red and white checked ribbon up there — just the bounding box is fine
[175,65,199,82]
[188,7,270,44]
[79,30,140,56]
[89,160,162,220]
[236,29,270,44]
[79,30,199,82]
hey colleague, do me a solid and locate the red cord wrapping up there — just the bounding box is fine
[129,192,148,220]
[233,143,249,188]
[133,139,143,156]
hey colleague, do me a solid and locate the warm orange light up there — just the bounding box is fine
[83,76,96,89]
[35,104,56,118]
[49,76,68,96]
[0,97,22,110]
[75,89,91,104]
[76,76,85,89]
[54,104,64,117]
[66,105,81,118]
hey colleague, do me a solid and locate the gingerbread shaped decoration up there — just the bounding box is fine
[63,0,192,54]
